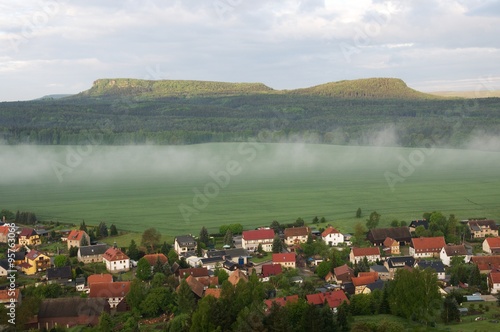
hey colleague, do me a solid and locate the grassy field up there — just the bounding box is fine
[1,143,499,237]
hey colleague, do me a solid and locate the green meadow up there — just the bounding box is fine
[1,143,499,236]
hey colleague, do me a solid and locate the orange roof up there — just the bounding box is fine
[102,247,129,262]
[89,281,130,298]
[485,237,500,249]
[185,275,204,298]
[358,271,378,280]
[0,226,9,236]
[334,264,354,277]
[228,269,248,285]
[411,237,446,252]
[87,273,113,287]
[322,227,341,237]
[272,253,296,263]
[67,230,87,242]
[383,237,397,247]
[0,289,20,302]
[204,288,221,299]
[264,295,299,309]
[352,275,377,286]
[471,256,500,271]
[142,253,168,266]
[179,267,209,278]
[284,227,310,238]
[490,272,500,284]
[352,247,380,257]
[306,290,349,308]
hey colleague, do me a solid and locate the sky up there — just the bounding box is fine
[0,0,499,101]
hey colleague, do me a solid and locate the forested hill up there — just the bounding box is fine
[1,78,499,147]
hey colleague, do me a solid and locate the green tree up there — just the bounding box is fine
[189,295,219,332]
[177,279,196,314]
[141,227,161,252]
[356,207,362,218]
[125,279,147,309]
[81,235,89,246]
[366,211,381,230]
[353,222,367,246]
[128,239,140,261]
[315,260,333,279]
[98,311,112,332]
[270,220,281,232]
[441,295,460,324]
[79,220,87,232]
[136,257,152,281]
[167,313,190,332]
[160,241,171,255]
[151,272,167,288]
[167,249,179,264]
[336,301,350,332]
[390,219,399,227]
[312,216,319,224]
[140,287,175,317]
[199,226,209,247]
[53,255,69,267]
[69,245,78,257]
[272,235,283,253]
[223,229,233,247]
[109,224,118,236]
[98,221,108,238]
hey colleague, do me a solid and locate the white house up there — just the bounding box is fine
[242,229,275,252]
[174,235,197,256]
[102,247,130,273]
[322,227,344,246]
[440,244,469,266]
[483,237,500,254]
[349,247,381,264]
[488,272,500,294]
[409,237,446,258]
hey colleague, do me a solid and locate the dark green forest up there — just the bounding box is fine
[1,78,499,147]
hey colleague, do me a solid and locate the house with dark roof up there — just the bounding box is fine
[77,244,108,264]
[440,244,469,266]
[409,220,429,233]
[349,247,381,264]
[18,228,41,246]
[284,226,310,245]
[384,256,415,279]
[36,298,110,330]
[483,237,500,254]
[89,281,130,309]
[333,264,354,284]
[22,250,51,275]
[102,247,129,273]
[468,219,498,239]
[415,260,446,280]
[306,290,349,312]
[0,259,10,277]
[261,264,283,281]
[409,236,446,258]
[370,265,390,281]
[242,229,275,252]
[322,227,344,246]
[174,235,197,256]
[205,248,250,265]
[46,266,72,285]
[66,230,90,250]
[367,227,411,246]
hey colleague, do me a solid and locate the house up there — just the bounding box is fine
[179,267,209,279]
[306,290,349,312]
[199,256,225,270]
[272,253,296,269]
[77,244,108,264]
[205,248,250,265]
[384,256,415,279]
[75,277,86,292]
[409,236,446,258]
[352,274,379,294]
[488,271,500,294]
[349,247,381,264]
[261,264,283,281]
[36,298,110,330]
[228,269,248,285]
[142,253,169,271]
[0,259,10,277]
[468,219,498,239]
[409,220,429,233]
[46,266,73,285]
[415,260,446,280]
[370,265,390,281]
[89,281,130,309]
[322,227,344,246]
[18,228,41,246]
[204,288,221,299]
[0,225,10,243]
[333,264,354,284]
[470,256,500,274]
[87,274,113,287]
[440,244,469,266]
[183,275,205,298]
[174,235,197,256]
[242,229,275,252]
[284,226,310,246]
[264,295,299,311]
[483,237,500,254]
[21,250,51,275]
[367,227,411,246]
[66,230,90,250]
[102,247,130,273]
[383,237,400,255]
[0,289,21,308]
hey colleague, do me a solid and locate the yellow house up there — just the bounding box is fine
[20,250,51,275]
[18,228,41,246]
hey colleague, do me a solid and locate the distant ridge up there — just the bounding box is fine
[429,90,500,98]
[75,77,441,100]
[36,94,73,100]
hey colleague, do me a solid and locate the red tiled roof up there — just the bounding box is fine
[179,267,209,278]
[19,228,36,238]
[142,254,168,266]
[89,281,130,298]
[322,227,340,237]
[0,289,20,302]
[204,288,221,299]
[87,274,113,287]
[272,253,296,263]
[334,264,354,277]
[411,236,446,252]
[306,290,349,308]
[485,237,500,249]
[25,250,46,261]
[198,276,219,288]
[352,275,377,287]
[264,295,299,309]
[67,230,86,242]
[242,229,275,241]
[471,256,500,271]
[262,264,283,277]
[284,227,309,238]
[102,247,129,262]
[383,237,397,247]
[185,275,204,298]
[352,247,380,257]
[228,269,248,285]
[358,271,378,280]
[490,272,500,284]
[0,226,9,236]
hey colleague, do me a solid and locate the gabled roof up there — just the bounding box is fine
[185,275,204,298]
[175,235,196,246]
[322,227,341,237]
[206,248,250,259]
[443,244,467,256]
[470,256,500,271]
[19,228,36,238]
[386,256,415,268]
[272,253,296,263]
[242,229,275,241]
[142,253,168,266]
[411,236,446,252]
[38,298,110,319]
[383,237,398,247]
[25,250,47,261]
[370,265,389,273]
[67,230,87,242]
[409,220,429,229]
[0,259,10,271]
[284,226,310,238]
[468,219,498,230]
[47,266,72,280]
[351,247,380,257]
[416,260,446,273]
[228,269,248,285]
[262,264,283,277]
[198,276,219,288]
[102,247,129,262]
[87,274,113,286]
[306,290,349,308]
[366,279,385,291]
[179,267,209,278]
[0,226,9,236]
[79,244,108,256]
[367,227,411,242]
[334,264,354,277]
[264,295,299,309]
[489,271,500,284]
[352,275,377,287]
[89,281,130,298]
[204,288,221,299]
[485,237,500,249]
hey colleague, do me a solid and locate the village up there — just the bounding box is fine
[1,213,500,330]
